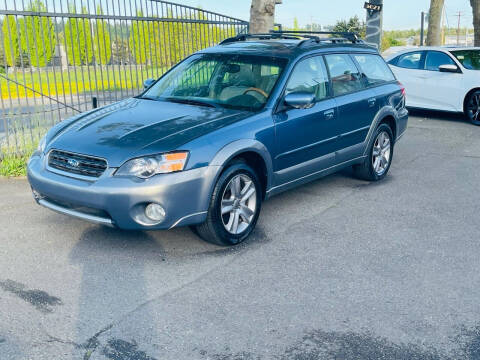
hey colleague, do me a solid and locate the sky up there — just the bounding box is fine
[178,0,475,30]
[3,0,475,31]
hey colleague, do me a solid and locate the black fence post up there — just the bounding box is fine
[92,96,98,109]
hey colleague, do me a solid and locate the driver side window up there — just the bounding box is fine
[286,56,329,101]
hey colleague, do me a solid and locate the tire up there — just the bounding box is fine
[465,90,480,126]
[353,123,394,181]
[193,161,262,246]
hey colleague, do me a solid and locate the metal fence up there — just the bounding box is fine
[0,0,249,157]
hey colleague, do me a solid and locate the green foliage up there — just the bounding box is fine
[381,36,406,51]
[94,6,111,65]
[332,16,366,38]
[2,15,20,67]
[20,1,56,67]
[129,12,150,65]
[64,6,93,65]
[293,17,300,31]
[0,152,32,177]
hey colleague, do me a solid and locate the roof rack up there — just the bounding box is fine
[219,30,364,46]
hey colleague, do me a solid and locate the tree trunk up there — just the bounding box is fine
[249,0,282,34]
[472,0,480,46]
[426,0,444,46]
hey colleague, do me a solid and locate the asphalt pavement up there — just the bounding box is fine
[0,112,479,360]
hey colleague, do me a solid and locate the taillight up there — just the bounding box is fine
[397,81,406,97]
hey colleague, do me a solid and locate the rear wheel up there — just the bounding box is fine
[465,90,480,126]
[353,123,393,181]
[193,161,262,246]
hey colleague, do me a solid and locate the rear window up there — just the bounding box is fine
[325,54,365,96]
[353,54,395,85]
[395,52,423,69]
[450,50,480,70]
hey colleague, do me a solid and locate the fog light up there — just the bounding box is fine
[145,203,166,222]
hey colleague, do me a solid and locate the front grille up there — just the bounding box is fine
[48,149,107,178]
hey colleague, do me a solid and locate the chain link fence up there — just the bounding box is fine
[0,0,249,157]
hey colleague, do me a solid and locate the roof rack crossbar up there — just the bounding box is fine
[219,32,302,45]
[218,30,364,47]
[271,30,360,42]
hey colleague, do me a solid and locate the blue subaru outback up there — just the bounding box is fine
[28,31,408,246]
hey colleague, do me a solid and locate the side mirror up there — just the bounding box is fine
[143,78,156,89]
[439,64,460,73]
[284,92,315,110]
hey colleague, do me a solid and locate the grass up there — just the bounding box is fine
[1,65,168,99]
[0,151,33,177]
[0,123,42,177]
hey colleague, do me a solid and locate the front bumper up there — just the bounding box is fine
[27,153,219,230]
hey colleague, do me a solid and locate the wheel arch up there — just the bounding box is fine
[210,139,273,200]
[363,106,398,156]
[463,87,480,114]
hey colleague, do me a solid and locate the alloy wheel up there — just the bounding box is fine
[372,131,391,176]
[221,174,257,235]
[467,92,480,123]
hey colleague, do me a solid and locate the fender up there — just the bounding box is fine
[362,105,398,156]
[210,138,274,190]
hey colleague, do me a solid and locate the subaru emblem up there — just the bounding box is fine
[68,158,79,168]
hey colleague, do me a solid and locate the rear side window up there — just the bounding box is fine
[353,54,395,85]
[325,54,365,96]
[396,52,423,69]
[425,51,456,71]
[286,56,329,101]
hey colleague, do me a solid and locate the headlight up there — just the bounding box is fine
[115,152,189,178]
[37,136,47,153]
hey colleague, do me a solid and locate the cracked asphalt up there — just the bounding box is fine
[1,112,480,360]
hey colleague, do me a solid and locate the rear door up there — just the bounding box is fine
[388,51,425,108]
[324,53,377,162]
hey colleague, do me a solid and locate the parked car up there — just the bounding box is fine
[28,31,408,246]
[386,46,480,125]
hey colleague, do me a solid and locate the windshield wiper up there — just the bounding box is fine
[138,95,159,101]
[165,97,217,108]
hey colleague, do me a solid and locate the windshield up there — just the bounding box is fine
[450,50,480,70]
[141,54,287,111]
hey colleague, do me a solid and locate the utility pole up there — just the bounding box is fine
[456,11,462,45]
[420,11,425,45]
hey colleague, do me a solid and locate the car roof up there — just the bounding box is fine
[384,46,480,60]
[198,39,379,59]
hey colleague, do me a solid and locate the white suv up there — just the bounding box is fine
[385,47,480,125]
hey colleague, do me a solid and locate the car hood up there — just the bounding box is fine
[46,98,250,167]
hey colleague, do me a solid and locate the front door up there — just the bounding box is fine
[273,55,338,185]
[324,53,378,161]
[417,51,464,112]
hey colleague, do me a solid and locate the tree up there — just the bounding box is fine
[426,0,444,46]
[64,6,93,65]
[20,1,56,67]
[249,0,282,33]
[94,6,111,65]
[2,15,20,67]
[129,12,150,64]
[471,0,480,46]
[333,16,366,38]
[293,17,300,31]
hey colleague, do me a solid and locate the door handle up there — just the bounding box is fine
[324,109,335,119]
[368,98,376,107]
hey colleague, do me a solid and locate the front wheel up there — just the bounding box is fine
[465,90,480,126]
[193,161,262,246]
[353,123,394,181]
